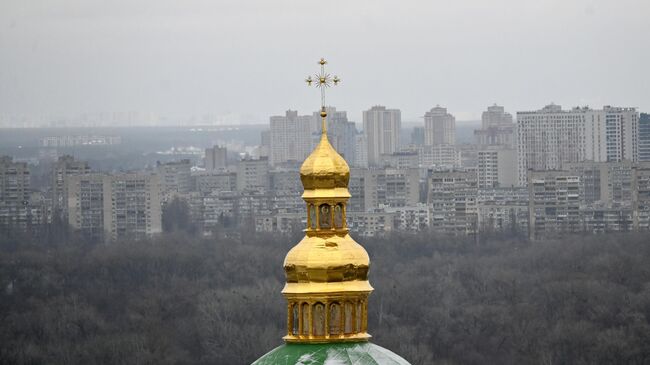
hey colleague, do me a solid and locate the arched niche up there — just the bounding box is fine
[309,204,317,229]
[344,302,354,334]
[329,302,341,335]
[292,303,299,335]
[313,302,325,336]
[319,204,331,229]
[356,301,363,332]
[334,203,344,228]
[301,303,310,336]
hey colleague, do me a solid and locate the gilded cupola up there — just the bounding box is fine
[252,58,411,365]
[281,58,373,344]
[299,130,350,196]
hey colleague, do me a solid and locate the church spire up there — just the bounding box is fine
[282,59,372,343]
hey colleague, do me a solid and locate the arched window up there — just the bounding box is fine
[356,301,363,332]
[344,302,354,334]
[301,303,310,335]
[329,302,341,335]
[309,205,316,229]
[334,203,343,228]
[313,303,325,336]
[292,303,299,335]
[319,204,331,229]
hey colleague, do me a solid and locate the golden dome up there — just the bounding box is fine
[283,234,372,293]
[299,133,351,197]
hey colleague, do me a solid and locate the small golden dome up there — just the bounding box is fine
[300,134,350,194]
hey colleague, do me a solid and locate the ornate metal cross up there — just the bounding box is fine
[305,58,340,134]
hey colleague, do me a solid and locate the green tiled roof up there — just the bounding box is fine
[252,342,410,365]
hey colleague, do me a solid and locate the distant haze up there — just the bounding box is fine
[1,0,649,124]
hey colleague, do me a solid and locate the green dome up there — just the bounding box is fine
[252,342,410,365]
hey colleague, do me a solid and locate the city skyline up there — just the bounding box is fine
[3,3,650,364]
[0,102,643,129]
[1,0,649,124]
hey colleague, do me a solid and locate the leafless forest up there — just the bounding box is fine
[1,218,650,364]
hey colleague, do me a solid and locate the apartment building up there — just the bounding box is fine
[639,113,650,161]
[236,157,270,192]
[67,173,162,241]
[363,168,420,209]
[517,104,639,185]
[424,106,456,146]
[417,144,461,168]
[270,110,315,166]
[427,170,478,234]
[104,173,162,241]
[0,156,31,229]
[474,104,515,147]
[66,173,106,240]
[194,171,237,194]
[477,146,517,188]
[527,170,581,239]
[51,155,91,213]
[205,145,227,171]
[363,106,401,166]
[156,159,192,199]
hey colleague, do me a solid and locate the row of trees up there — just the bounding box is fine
[1,229,649,364]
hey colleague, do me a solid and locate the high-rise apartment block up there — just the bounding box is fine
[527,170,582,239]
[236,157,270,192]
[477,147,517,188]
[474,104,515,147]
[0,156,31,229]
[66,174,106,240]
[354,133,368,168]
[519,161,650,238]
[205,145,227,171]
[104,173,162,241]
[363,168,420,209]
[156,159,192,199]
[639,113,650,161]
[363,106,401,166]
[67,173,162,241]
[477,187,529,234]
[51,155,91,213]
[347,211,396,237]
[270,110,314,166]
[633,164,650,230]
[348,168,366,212]
[424,106,456,146]
[565,161,637,206]
[194,171,237,194]
[587,105,635,163]
[427,170,478,234]
[517,104,639,185]
[416,144,461,168]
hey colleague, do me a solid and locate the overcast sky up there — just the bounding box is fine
[1,0,648,123]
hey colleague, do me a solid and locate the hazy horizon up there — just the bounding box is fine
[1,0,649,125]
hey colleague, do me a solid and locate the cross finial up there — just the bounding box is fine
[305,58,340,135]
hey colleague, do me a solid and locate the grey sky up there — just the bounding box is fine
[1,0,649,123]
